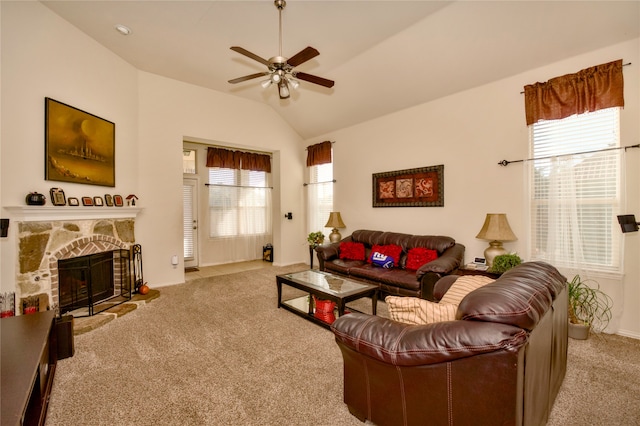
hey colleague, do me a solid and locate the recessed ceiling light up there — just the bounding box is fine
[114,24,132,36]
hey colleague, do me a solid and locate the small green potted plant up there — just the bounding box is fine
[567,275,613,339]
[307,231,325,247]
[490,253,522,274]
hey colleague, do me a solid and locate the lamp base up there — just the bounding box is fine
[329,228,342,243]
[484,241,507,268]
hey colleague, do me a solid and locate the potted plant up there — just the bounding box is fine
[490,253,522,274]
[567,274,613,339]
[307,231,325,247]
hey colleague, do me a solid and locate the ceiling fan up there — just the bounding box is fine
[228,0,335,100]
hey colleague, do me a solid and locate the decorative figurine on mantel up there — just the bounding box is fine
[126,194,138,206]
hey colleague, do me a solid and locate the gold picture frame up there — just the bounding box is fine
[372,165,444,207]
[45,98,115,187]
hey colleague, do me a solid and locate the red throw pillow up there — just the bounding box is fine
[406,247,438,270]
[339,242,365,261]
[368,244,403,267]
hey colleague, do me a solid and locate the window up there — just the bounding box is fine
[183,149,196,174]
[208,167,272,238]
[307,162,333,235]
[529,107,621,273]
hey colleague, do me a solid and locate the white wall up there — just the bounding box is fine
[306,39,640,338]
[1,1,139,289]
[1,2,306,292]
[137,72,304,285]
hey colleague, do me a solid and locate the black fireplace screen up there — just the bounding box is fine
[58,249,132,317]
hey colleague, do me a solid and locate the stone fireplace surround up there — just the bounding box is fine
[9,207,141,314]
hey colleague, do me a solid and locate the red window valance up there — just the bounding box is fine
[306,141,332,167]
[206,147,271,173]
[524,59,624,126]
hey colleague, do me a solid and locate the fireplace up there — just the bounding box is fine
[58,249,132,316]
[10,207,140,315]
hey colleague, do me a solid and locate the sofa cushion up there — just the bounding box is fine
[368,244,403,266]
[439,275,494,305]
[323,259,365,276]
[405,247,438,270]
[407,235,456,254]
[385,296,457,325]
[339,241,365,261]
[350,265,420,291]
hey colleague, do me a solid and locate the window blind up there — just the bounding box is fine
[530,107,621,272]
[183,184,195,259]
[208,167,272,238]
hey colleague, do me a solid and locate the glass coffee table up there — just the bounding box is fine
[276,270,378,329]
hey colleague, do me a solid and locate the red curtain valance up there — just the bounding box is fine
[206,147,271,173]
[524,59,624,126]
[306,141,332,167]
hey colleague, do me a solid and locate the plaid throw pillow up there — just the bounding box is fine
[385,296,458,325]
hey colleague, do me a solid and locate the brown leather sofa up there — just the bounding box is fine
[331,261,568,426]
[315,229,465,300]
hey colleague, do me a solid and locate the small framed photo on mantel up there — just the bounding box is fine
[93,196,104,206]
[50,188,66,206]
[82,196,93,206]
[68,197,79,206]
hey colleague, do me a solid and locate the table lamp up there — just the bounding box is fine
[475,213,517,267]
[325,212,346,243]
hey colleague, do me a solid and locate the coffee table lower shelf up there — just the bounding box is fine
[280,296,350,329]
[276,270,378,330]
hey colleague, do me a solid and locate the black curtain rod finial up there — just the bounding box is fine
[498,160,510,167]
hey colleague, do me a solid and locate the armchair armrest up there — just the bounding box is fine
[331,313,526,367]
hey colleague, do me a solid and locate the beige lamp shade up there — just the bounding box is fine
[325,212,346,243]
[475,213,517,267]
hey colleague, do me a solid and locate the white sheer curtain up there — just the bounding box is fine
[307,163,333,237]
[208,168,272,263]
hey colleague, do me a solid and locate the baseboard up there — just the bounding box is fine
[616,329,640,340]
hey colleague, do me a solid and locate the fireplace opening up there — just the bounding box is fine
[58,249,132,317]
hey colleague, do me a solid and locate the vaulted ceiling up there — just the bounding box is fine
[41,1,640,139]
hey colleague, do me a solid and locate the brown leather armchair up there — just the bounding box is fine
[331,262,568,426]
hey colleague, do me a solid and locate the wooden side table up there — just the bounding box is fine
[455,267,502,279]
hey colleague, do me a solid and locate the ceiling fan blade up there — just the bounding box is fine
[295,72,335,88]
[228,72,270,84]
[230,46,271,67]
[287,46,320,67]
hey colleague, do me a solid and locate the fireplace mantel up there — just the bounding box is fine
[4,206,143,222]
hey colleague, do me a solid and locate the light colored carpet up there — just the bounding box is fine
[46,265,640,425]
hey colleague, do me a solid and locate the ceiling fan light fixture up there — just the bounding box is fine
[287,77,299,90]
[260,79,273,89]
[278,81,290,99]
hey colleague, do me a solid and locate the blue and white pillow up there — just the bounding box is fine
[371,252,394,269]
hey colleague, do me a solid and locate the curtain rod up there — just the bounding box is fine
[498,144,640,166]
[303,179,336,187]
[519,62,631,94]
[186,141,272,156]
[205,183,273,189]
[305,141,335,150]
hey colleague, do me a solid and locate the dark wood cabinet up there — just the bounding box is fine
[1,311,57,426]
